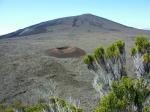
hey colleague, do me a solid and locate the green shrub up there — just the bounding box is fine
[135,35,150,53]
[83,55,95,65]
[5,107,13,112]
[49,97,83,112]
[115,40,125,49]
[106,44,119,58]
[94,46,105,60]
[25,104,46,112]
[131,47,137,56]
[143,106,150,112]
[94,77,150,112]
[135,35,148,48]
[143,53,150,62]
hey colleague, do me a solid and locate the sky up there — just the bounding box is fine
[0,0,150,35]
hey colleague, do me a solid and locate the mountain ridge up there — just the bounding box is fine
[0,14,150,39]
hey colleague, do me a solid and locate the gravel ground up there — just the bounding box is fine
[0,31,150,111]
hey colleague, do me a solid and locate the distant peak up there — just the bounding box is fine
[1,13,148,39]
[78,13,96,17]
[80,13,94,16]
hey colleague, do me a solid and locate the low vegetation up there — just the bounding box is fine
[1,35,150,112]
[94,77,150,112]
[0,97,83,112]
[83,35,150,112]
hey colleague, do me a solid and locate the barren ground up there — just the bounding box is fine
[0,31,150,111]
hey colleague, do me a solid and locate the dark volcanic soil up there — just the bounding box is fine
[47,46,86,58]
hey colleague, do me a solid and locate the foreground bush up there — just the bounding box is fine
[0,97,83,112]
[94,77,150,112]
[83,35,150,112]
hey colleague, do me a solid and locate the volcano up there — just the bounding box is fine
[0,14,150,112]
[1,14,150,39]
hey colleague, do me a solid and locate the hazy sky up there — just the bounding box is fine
[0,0,150,35]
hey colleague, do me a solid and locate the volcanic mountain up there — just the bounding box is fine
[1,14,150,39]
[0,14,150,112]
